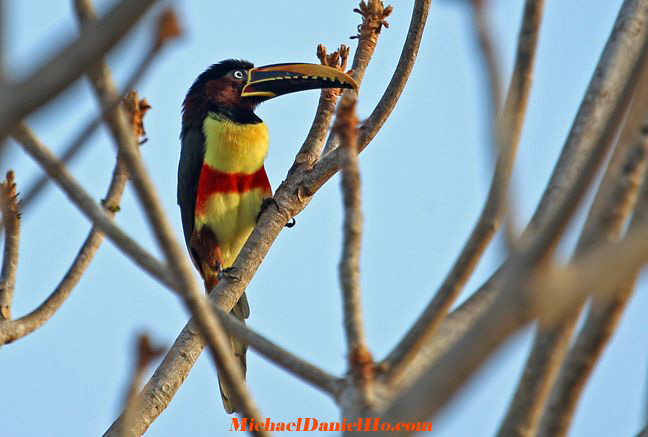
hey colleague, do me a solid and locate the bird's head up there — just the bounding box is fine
[182,59,358,131]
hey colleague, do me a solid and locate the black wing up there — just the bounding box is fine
[177,126,205,249]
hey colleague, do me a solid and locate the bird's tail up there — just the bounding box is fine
[217,292,250,414]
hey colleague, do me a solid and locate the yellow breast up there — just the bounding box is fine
[202,113,269,173]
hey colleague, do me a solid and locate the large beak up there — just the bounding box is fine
[241,63,358,99]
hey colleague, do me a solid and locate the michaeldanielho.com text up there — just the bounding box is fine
[230,417,433,432]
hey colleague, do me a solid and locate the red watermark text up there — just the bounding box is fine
[230,417,432,432]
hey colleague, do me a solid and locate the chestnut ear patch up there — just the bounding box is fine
[205,78,241,107]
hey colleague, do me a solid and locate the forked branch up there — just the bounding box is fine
[0,91,146,345]
[383,0,544,387]
[535,64,648,437]
[395,0,648,395]
[380,3,648,428]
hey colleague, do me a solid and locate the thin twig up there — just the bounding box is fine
[0,92,144,344]
[322,0,393,155]
[350,0,393,86]
[471,0,519,250]
[0,158,128,344]
[383,0,544,386]
[214,308,344,397]
[472,0,502,121]
[321,0,428,159]
[0,0,157,137]
[0,170,19,321]
[120,334,165,437]
[20,117,102,210]
[336,96,373,407]
[11,123,175,289]
[293,44,350,168]
[19,11,176,212]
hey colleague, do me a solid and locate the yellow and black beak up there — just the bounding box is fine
[241,63,358,99]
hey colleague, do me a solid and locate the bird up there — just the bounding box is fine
[178,59,357,413]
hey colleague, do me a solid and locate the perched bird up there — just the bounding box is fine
[178,59,357,413]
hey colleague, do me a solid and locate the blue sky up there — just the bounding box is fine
[2,0,646,436]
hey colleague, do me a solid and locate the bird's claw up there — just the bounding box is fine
[256,197,278,223]
[256,197,296,228]
[217,267,241,283]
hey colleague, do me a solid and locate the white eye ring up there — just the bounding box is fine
[233,70,245,79]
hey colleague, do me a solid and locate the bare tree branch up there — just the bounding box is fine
[472,0,503,119]
[335,96,374,408]
[120,334,165,437]
[535,86,648,437]
[379,5,648,429]
[537,287,636,436]
[384,0,544,386]
[294,43,350,167]
[19,117,102,211]
[394,0,648,395]
[499,32,648,437]
[19,8,178,212]
[0,92,151,345]
[320,0,393,155]
[471,0,520,250]
[0,170,19,321]
[350,0,393,86]
[0,156,128,344]
[381,192,648,434]
[317,0,430,173]
[502,0,646,264]
[11,123,175,289]
[214,308,344,397]
[0,0,157,137]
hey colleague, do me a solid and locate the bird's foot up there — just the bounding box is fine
[217,267,241,283]
[256,197,296,228]
[256,197,278,223]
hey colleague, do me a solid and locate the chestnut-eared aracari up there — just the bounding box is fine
[178,59,357,413]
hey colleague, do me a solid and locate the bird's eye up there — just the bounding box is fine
[233,70,245,79]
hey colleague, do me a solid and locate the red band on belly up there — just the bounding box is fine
[196,164,271,212]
